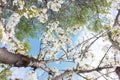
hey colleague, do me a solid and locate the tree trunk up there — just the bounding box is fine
[115,67,120,80]
[0,47,42,67]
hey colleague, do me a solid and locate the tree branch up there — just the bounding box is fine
[107,8,120,79]
[51,66,113,80]
[0,47,43,68]
[107,9,120,50]
[115,66,120,79]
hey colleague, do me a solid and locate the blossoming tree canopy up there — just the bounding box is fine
[0,0,120,80]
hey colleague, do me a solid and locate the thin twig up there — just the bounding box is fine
[37,38,43,60]
[97,46,112,67]
[95,71,115,80]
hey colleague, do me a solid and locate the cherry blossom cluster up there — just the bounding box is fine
[0,0,66,51]
[41,21,73,59]
[47,0,64,11]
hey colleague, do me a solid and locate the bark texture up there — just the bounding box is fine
[115,67,120,80]
[0,47,39,67]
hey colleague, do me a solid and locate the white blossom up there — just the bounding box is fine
[52,67,59,76]
[13,0,25,10]
[6,13,21,29]
[27,71,37,80]
[67,25,80,34]
[64,38,72,44]
[37,8,48,23]
[75,58,81,64]
[0,18,5,30]
[47,21,59,32]
[47,1,61,11]
[0,18,8,45]
[38,0,42,2]
[57,27,65,36]
[23,6,38,19]
[13,0,18,5]
[23,6,48,23]
[1,32,9,45]
[52,21,59,28]
[23,11,29,19]
[0,8,2,14]
[0,13,22,48]
[54,0,64,4]
[2,0,7,4]
[30,6,38,13]
[6,13,21,37]
[47,0,64,11]
[68,51,74,56]
[41,8,47,13]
